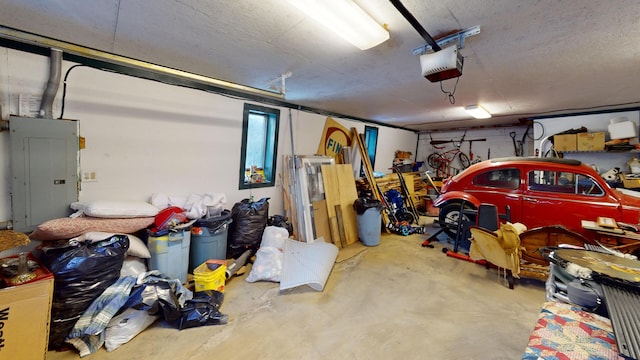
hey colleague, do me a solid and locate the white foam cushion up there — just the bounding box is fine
[71,200,159,218]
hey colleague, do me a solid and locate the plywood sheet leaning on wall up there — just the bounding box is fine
[312,200,332,244]
[321,164,359,248]
[335,164,359,245]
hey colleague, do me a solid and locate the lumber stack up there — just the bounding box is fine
[356,172,428,209]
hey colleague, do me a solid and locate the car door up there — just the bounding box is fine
[522,168,620,231]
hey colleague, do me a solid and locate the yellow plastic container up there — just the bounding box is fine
[193,260,227,292]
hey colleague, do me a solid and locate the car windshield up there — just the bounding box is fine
[528,170,604,196]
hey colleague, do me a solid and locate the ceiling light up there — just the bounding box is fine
[465,104,491,119]
[288,0,389,50]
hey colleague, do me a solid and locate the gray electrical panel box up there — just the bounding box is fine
[9,116,79,233]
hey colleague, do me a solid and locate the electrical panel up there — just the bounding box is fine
[9,116,78,233]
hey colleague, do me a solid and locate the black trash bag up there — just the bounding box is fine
[353,198,383,215]
[227,197,270,259]
[267,214,293,236]
[123,278,183,323]
[40,235,129,350]
[174,290,228,330]
[194,209,232,233]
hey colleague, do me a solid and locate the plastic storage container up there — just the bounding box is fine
[189,210,232,273]
[608,117,637,140]
[147,228,191,284]
[353,198,383,246]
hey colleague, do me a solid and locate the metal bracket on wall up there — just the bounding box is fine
[412,25,481,56]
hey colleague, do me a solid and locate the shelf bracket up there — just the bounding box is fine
[412,25,481,56]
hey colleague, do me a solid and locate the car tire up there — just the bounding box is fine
[438,202,476,238]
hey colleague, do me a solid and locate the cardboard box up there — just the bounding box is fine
[0,254,54,359]
[621,173,640,189]
[553,134,577,152]
[577,132,605,151]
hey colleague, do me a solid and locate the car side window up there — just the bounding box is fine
[472,168,520,189]
[576,174,605,195]
[528,170,604,196]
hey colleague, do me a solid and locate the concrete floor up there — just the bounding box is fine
[46,219,547,360]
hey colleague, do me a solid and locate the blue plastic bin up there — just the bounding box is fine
[147,228,191,284]
[189,210,232,273]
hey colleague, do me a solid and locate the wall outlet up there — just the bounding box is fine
[82,171,98,182]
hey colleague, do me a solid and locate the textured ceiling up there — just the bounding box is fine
[1,0,639,132]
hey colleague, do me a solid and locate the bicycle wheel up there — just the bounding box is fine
[457,152,471,169]
[544,148,560,158]
[531,121,544,140]
[427,153,441,168]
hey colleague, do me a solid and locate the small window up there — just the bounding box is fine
[364,126,378,169]
[473,168,520,189]
[528,170,603,196]
[360,126,378,177]
[239,104,280,189]
[576,174,604,195]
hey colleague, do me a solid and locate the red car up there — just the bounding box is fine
[432,157,640,239]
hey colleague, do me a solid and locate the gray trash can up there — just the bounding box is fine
[353,198,383,246]
[189,210,232,272]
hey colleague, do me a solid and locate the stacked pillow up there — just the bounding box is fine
[30,200,161,275]
[30,200,159,241]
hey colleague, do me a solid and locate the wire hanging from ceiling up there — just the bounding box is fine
[440,76,460,104]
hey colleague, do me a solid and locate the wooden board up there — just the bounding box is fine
[312,200,332,244]
[335,164,359,245]
[322,164,342,248]
[351,127,390,227]
[581,220,624,234]
[335,205,348,248]
[321,164,359,247]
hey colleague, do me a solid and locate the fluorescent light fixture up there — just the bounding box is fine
[464,104,491,119]
[288,0,389,50]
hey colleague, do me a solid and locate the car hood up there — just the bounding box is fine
[614,188,640,207]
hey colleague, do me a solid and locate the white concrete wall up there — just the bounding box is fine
[0,47,417,235]
[416,125,532,173]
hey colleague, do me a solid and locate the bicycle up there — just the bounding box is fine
[538,135,560,158]
[427,131,471,178]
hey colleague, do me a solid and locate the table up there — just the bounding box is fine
[554,248,640,360]
[581,220,640,255]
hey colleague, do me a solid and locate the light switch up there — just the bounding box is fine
[82,171,97,182]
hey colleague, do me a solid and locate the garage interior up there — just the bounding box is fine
[1,1,640,359]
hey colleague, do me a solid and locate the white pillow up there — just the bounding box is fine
[83,231,151,259]
[71,200,159,218]
[120,256,148,277]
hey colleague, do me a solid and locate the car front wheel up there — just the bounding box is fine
[438,202,476,238]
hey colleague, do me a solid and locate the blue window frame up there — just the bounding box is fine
[239,103,280,189]
[364,126,378,169]
[360,126,379,177]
